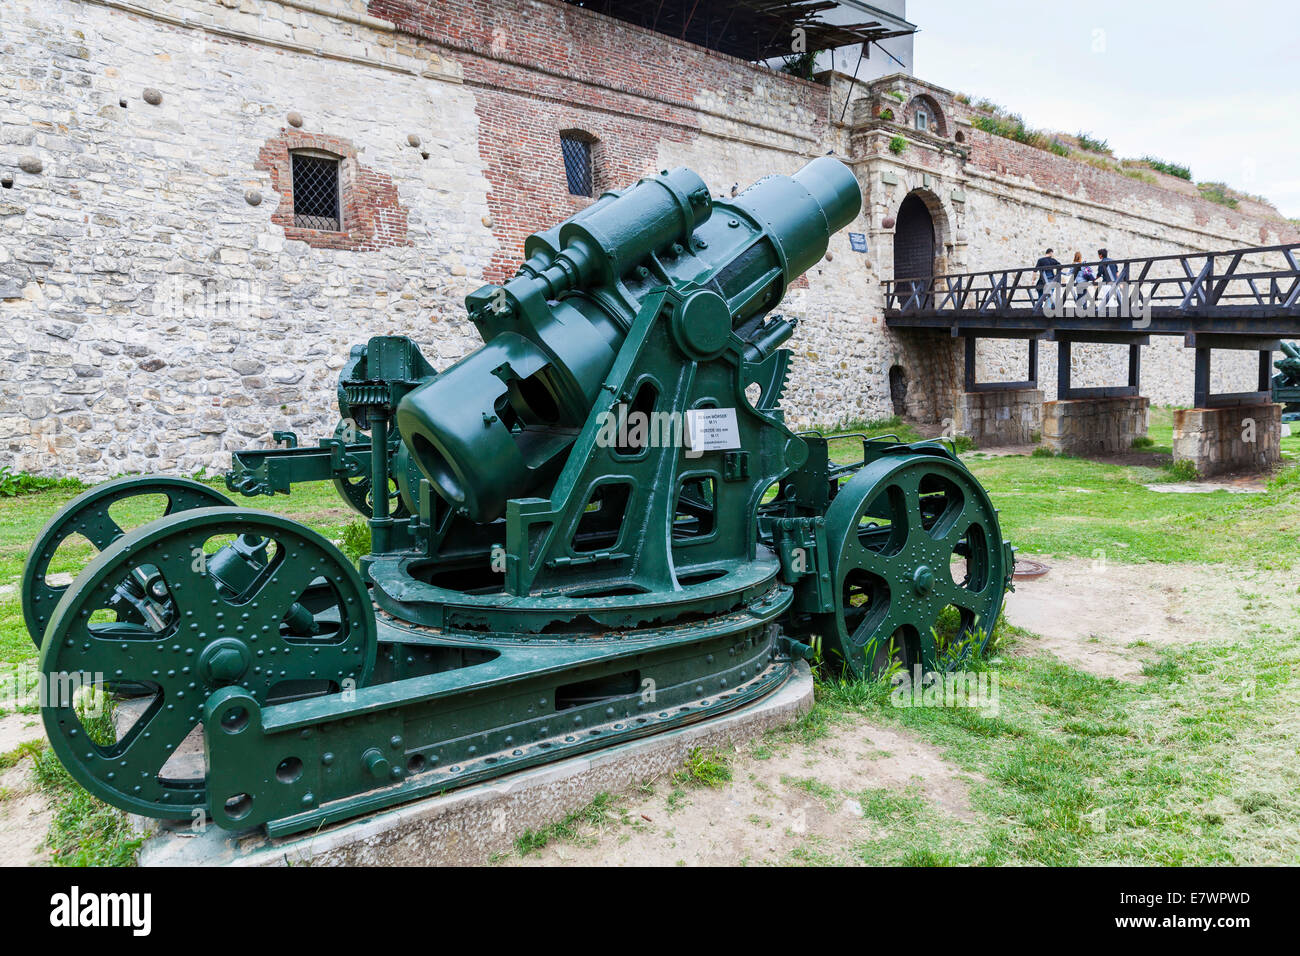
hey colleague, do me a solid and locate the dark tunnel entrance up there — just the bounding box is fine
[893,192,936,286]
[888,365,908,417]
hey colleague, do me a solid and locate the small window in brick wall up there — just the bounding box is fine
[560,135,594,197]
[292,151,342,231]
[915,108,930,133]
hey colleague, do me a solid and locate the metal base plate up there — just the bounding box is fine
[137,661,813,866]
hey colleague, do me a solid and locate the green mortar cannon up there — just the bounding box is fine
[25,158,1013,836]
[1272,341,1300,420]
[397,160,858,524]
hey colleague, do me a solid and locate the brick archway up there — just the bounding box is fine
[905,93,948,137]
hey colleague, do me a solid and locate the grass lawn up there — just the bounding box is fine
[959,453,1300,568]
[2,411,1299,865]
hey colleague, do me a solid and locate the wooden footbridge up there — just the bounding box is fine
[884,243,1300,408]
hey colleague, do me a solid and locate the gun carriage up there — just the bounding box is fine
[24,158,1013,836]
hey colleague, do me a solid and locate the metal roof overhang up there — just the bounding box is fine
[560,1,916,61]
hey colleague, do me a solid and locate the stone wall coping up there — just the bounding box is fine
[78,0,453,83]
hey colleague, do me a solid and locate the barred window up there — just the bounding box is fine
[560,136,593,197]
[292,152,341,231]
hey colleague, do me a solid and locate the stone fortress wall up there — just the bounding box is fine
[1,0,1295,477]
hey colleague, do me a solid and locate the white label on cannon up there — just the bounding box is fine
[685,407,741,452]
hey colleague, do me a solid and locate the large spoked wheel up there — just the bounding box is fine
[822,453,1011,678]
[21,476,233,648]
[39,507,376,820]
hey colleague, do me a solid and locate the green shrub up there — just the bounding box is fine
[1031,446,1056,458]
[1131,435,1155,449]
[0,465,86,498]
[673,747,732,788]
[1197,181,1239,209]
[1166,459,1199,481]
[888,89,907,102]
[779,49,827,80]
[1048,140,1070,157]
[1140,156,1192,180]
[340,519,371,563]
[879,107,894,121]
[971,113,1013,138]
[1075,131,1111,154]
[888,135,907,155]
[970,113,1050,150]
[947,434,976,454]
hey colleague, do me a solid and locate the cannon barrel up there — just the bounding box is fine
[396,157,861,523]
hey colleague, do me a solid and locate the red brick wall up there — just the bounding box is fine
[255,129,412,251]
[369,0,829,282]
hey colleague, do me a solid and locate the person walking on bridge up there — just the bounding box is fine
[1071,251,1095,283]
[1035,247,1061,308]
[1070,251,1095,307]
[1097,248,1118,282]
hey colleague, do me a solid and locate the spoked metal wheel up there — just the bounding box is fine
[822,452,1012,678]
[21,476,233,648]
[39,507,376,820]
[331,420,412,520]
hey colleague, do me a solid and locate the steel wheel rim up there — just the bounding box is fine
[823,453,1009,677]
[39,507,376,820]
[21,476,233,648]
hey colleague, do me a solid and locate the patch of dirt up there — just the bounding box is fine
[1089,450,1172,468]
[504,721,982,867]
[0,713,51,867]
[1003,554,1300,679]
[0,763,51,866]
[0,712,45,755]
[312,507,364,523]
[909,421,947,440]
[963,446,1175,468]
[962,444,1038,458]
[1144,478,1266,494]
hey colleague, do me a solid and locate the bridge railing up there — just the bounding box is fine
[884,243,1300,317]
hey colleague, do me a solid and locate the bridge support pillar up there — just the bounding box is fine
[1173,403,1281,477]
[1044,334,1149,455]
[1173,339,1282,476]
[953,335,1042,446]
[1043,396,1149,455]
[954,389,1043,446]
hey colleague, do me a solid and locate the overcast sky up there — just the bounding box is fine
[908,0,1300,219]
